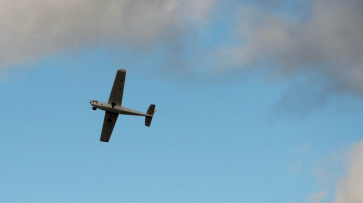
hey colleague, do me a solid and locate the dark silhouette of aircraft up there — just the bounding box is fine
[90,68,156,142]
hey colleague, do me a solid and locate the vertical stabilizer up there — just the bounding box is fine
[145,104,156,127]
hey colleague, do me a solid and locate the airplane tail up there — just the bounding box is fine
[145,104,156,127]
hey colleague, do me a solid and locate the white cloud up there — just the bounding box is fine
[333,140,363,203]
[0,0,217,68]
[300,140,363,203]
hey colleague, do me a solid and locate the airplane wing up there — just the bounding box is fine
[108,68,126,106]
[100,111,119,142]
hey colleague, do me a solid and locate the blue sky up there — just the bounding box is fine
[1,0,363,202]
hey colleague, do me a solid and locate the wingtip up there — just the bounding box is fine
[118,68,126,72]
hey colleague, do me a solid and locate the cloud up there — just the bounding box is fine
[215,0,363,109]
[274,83,331,114]
[301,140,363,203]
[307,191,328,203]
[2,0,363,110]
[0,0,217,68]
[333,140,363,203]
[245,0,362,86]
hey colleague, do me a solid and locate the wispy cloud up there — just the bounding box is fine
[307,191,328,203]
[333,140,363,203]
[299,140,363,203]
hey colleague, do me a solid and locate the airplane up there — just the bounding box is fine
[90,68,156,142]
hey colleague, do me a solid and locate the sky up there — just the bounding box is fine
[0,0,363,202]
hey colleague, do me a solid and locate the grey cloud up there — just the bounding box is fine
[216,0,363,107]
[274,83,331,115]
[2,0,363,111]
[0,0,217,68]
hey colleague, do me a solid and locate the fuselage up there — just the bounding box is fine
[90,100,150,116]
